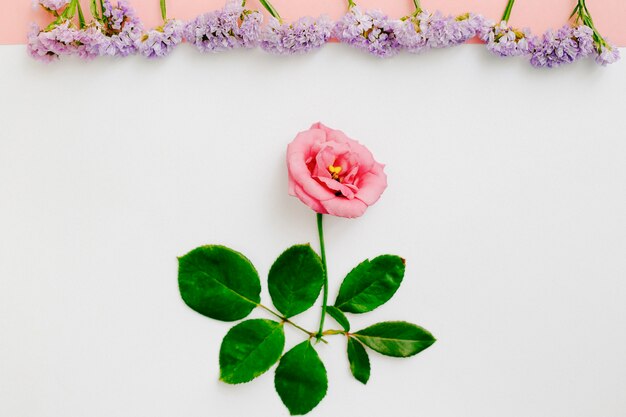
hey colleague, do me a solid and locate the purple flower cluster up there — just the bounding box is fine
[37,0,69,11]
[530,25,594,68]
[595,43,620,66]
[27,22,70,62]
[138,19,184,58]
[183,0,262,52]
[27,21,107,62]
[396,11,485,53]
[480,21,537,57]
[101,0,143,57]
[261,16,332,55]
[75,25,110,59]
[333,6,400,58]
[27,0,621,67]
[449,13,487,46]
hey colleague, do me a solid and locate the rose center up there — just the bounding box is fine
[328,165,342,182]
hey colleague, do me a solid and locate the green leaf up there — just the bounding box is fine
[347,337,370,384]
[326,306,350,332]
[178,245,261,322]
[275,341,328,415]
[353,321,436,358]
[268,244,324,318]
[334,255,405,314]
[219,319,285,384]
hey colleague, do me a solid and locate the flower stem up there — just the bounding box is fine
[347,0,356,9]
[574,0,608,48]
[99,0,106,23]
[90,0,100,22]
[257,303,328,343]
[76,0,86,28]
[412,0,421,13]
[63,0,78,19]
[501,0,515,22]
[160,0,167,21]
[258,0,282,23]
[316,213,329,340]
[322,329,347,336]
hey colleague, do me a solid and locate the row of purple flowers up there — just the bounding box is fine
[29,0,620,67]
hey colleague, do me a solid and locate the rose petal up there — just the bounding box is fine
[287,128,326,157]
[293,182,328,214]
[321,196,368,218]
[287,129,336,201]
[288,153,336,201]
[355,162,387,205]
[348,140,375,173]
[317,176,356,199]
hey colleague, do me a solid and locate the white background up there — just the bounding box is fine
[1,44,626,417]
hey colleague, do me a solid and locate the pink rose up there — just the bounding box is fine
[287,122,387,218]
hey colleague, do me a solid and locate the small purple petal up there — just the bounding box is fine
[481,20,537,57]
[260,16,332,55]
[138,19,184,58]
[333,6,401,58]
[38,0,69,11]
[183,0,263,52]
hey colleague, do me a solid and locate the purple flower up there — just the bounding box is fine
[138,19,184,58]
[595,42,620,66]
[28,20,79,60]
[448,13,486,45]
[481,20,537,57]
[28,21,109,62]
[530,25,594,68]
[573,25,595,56]
[333,6,401,58]
[75,25,110,60]
[397,11,484,53]
[103,0,134,30]
[184,0,263,52]
[27,24,59,62]
[101,0,143,57]
[395,16,427,53]
[261,16,332,55]
[37,0,69,11]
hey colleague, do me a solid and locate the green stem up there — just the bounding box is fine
[501,0,515,22]
[573,0,608,48]
[347,0,356,9]
[76,0,86,28]
[63,0,78,19]
[316,213,329,340]
[412,0,421,13]
[258,303,327,343]
[99,0,106,24]
[90,0,100,22]
[160,0,167,21]
[258,0,282,23]
[45,0,78,29]
[322,329,347,336]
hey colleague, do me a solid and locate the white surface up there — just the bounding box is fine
[1,44,626,417]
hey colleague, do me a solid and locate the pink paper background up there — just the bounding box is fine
[1,0,625,45]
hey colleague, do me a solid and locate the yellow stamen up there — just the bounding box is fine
[328,165,342,181]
